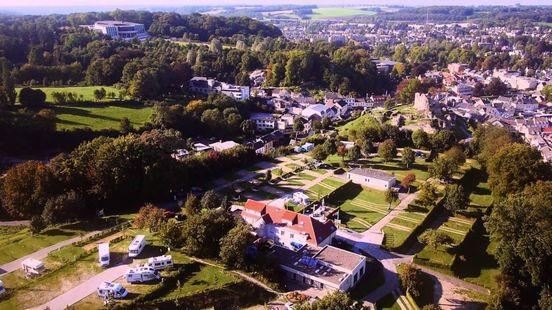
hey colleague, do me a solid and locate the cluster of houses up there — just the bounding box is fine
[412,64,552,162]
[248,89,390,135]
[272,18,551,55]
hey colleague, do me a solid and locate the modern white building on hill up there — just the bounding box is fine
[83,21,149,40]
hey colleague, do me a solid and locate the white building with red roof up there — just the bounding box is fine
[240,200,337,250]
[238,200,368,292]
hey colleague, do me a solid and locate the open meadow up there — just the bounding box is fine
[53,103,153,131]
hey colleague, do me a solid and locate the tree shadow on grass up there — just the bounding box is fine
[136,245,168,259]
[41,228,74,236]
[53,106,121,123]
[452,221,498,280]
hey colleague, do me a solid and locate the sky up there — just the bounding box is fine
[0,0,551,7]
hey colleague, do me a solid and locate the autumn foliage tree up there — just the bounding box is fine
[0,161,53,219]
[401,173,416,193]
[134,204,166,232]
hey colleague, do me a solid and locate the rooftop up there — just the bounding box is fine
[349,168,396,182]
[313,245,365,272]
[271,245,349,286]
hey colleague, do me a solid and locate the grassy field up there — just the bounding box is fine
[0,217,122,265]
[415,215,475,269]
[327,182,395,232]
[0,234,132,309]
[53,102,153,131]
[339,115,379,137]
[310,7,377,19]
[16,86,121,103]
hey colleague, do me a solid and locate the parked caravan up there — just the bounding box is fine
[147,255,173,270]
[98,243,110,267]
[128,235,146,258]
[21,258,45,276]
[0,280,5,296]
[124,266,160,284]
[97,282,128,299]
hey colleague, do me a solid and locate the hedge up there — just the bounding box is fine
[384,196,445,253]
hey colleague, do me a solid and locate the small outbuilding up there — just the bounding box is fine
[347,168,396,191]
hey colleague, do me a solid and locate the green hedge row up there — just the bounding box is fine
[384,196,445,253]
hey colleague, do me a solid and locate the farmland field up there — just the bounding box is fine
[53,103,153,131]
[310,8,377,19]
[16,86,121,103]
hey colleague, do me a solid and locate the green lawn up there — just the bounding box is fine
[415,216,475,269]
[16,86,121,103]
[0,217,121,265]
[365,157,430,186]
[0,232,134,309]
[297,172,317,181]
[452,221,500,291]
[53,102,153,131]
[163,264,241,299]
[327,182,393,232]
[310,7,377,19]
[338,115,379,137]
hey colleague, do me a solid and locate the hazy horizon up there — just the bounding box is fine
[1,0,551,9]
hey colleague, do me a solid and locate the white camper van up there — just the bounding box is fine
[147,255,173,270]
[124,266,160,284]
[97,282,128,299]
[128,235,146,258]
[98,243,110,267]
[21,258,45,276]
[0,280,5,296]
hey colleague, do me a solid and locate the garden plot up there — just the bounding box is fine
[326,182,393,232]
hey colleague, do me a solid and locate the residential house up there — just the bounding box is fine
[250,113,277,131]
[239,200,337,249]
[209,140,240,152]
[301,104,336,120]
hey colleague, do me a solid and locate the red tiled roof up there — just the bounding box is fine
[244,199,267,213]
[542,128,552,134]
[243,200,336,247]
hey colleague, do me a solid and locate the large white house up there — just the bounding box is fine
[240,200,337,249]
[347,168,396,191]
[237,200,367,292]
[84,21,148,40]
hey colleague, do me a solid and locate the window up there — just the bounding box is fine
[361,266,365,276]
[280,230,284,235]
[290,233,294,239]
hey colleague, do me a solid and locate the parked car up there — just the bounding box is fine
[97,282,128,299]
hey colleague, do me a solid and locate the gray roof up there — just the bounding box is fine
[349,168,395,182]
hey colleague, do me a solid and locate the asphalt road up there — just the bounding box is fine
[0,230,100,276]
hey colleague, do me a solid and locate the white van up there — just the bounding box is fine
[124,266,160,284]
[21,258,45,276]
[98,243,110,267]
[97,282,128,299]
[0,280,5,296]
[147,255,173,270]
[128,235,146,258]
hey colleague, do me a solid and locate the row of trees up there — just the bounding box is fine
[469,125,551,309]
[0,129,259,221]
